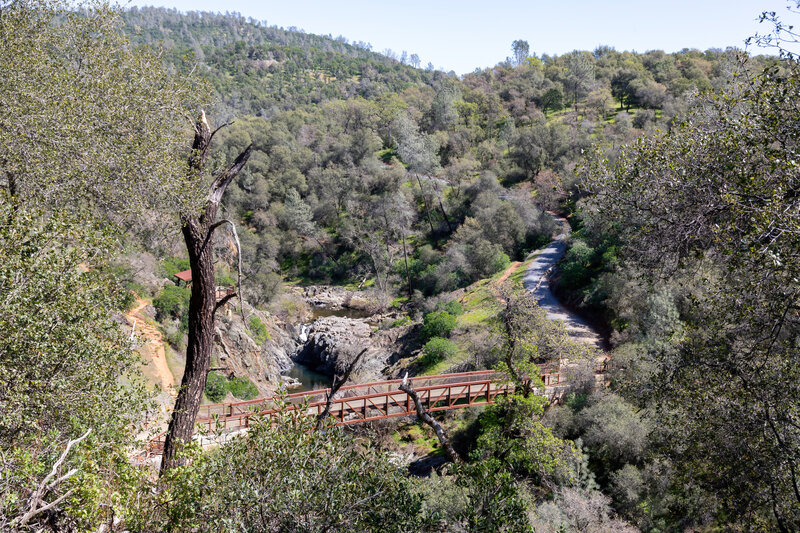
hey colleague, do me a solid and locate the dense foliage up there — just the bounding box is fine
[577,53,800,529]
[0,200,152,530]
[132,405,426,531]
[120,7,770,307]
[5,0,799,530]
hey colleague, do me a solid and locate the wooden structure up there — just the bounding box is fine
[145,370,572,457]
[172,269,234,301]
[174,269,193,285]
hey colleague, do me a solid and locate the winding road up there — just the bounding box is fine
[522,217,605,349]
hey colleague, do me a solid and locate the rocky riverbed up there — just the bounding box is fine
[202,283,419,395]
[292,314,414,384]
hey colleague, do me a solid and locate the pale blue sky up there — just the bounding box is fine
[126,0,787,74]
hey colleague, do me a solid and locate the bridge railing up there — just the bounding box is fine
[215,286,235,300]
[145,369,585,457]
[196,370,506,419]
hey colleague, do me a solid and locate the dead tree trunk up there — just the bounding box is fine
[437,195,454,233]
[399,375,460,464]
[160,112,252,475]
[401,232,413,296]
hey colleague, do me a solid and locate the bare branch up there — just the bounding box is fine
[316,348,368,429]
[13,429,91,527]
[208,120,234,145]
[46,468,78,492]
[208,219,244,318]
[399,377,460,464]
[214,292,237,314]
[208,144,253,204]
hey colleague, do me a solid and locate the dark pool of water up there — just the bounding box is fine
[286,362,331,392]
[310,305,373,320]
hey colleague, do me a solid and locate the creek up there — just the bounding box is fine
[285,361,330,392]
[283,305,378,391]
[309,305,373,321]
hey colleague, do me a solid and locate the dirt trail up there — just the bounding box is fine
[495,261,522,285]
[125,296,176,395]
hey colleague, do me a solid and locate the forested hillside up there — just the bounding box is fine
[3,1,799,531]
[124,8,434,114]
[123,7,774,308]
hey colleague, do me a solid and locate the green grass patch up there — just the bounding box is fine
[456,279,500,330]
[392,423,440,453]
[389,316,413,328]
[508,253,537,285]
[420,348,471,376]
[341,277,375,291]
[376,147,398,163]
[391,296,410,308]
[248,315,271,343]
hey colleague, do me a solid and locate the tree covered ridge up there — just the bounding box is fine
[122,7,435,115]
[3,0,800,531]
[122,7,778,306]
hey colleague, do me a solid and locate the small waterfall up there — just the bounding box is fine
[298,323,309,343]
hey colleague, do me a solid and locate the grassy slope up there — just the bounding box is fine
[419,252,540,375]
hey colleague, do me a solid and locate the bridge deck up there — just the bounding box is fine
[145,370,572,457]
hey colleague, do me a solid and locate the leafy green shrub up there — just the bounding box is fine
[389,316,413,328]
[228,377,259,400]
[153,285,191,325]
[441,300,463,316]
[420,311,457,343]
[205,373,259,402]
[160,256,190,278]
[119,288,137,312]
[560,239,595,290]
[420,337,458,368]
[248,316,270,343]
[565,392,588,412]
[217,273,236,287]
[205,371,228,403]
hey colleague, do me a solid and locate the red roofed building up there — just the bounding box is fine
[174,269,234,301]
[174,269,192,286]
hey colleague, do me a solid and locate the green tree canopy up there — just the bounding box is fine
[0,0,203,218]
[586,54,800,528]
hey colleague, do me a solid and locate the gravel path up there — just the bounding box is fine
[522,221,605,349]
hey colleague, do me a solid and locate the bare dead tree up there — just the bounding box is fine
[10,429,91,529]
[160,112,252,474]
[315,348,368,430]
[398,373,460,464]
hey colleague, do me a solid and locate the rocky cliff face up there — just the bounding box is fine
[293,315,414,382]
[212,304,299,396]
[123,251,417,398]
[294,284,391,314]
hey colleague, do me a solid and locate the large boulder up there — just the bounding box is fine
[296,285,350,309]
[293,316,391,381]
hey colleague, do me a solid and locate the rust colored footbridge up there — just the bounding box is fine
[146,369,574,457]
